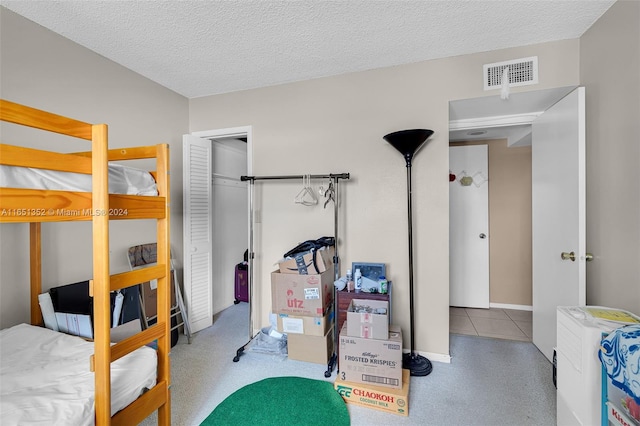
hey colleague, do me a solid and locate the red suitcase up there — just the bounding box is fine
[234,263,249,304]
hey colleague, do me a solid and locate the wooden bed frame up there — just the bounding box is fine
[0,99,171,425]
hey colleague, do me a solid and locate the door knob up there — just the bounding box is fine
[561,251,575,261]
[479,233,486,239]
[584,253,593,262]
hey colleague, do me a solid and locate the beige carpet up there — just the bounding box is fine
[141,302,556,425]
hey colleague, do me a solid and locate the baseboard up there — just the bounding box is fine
[424,350,451,364]
[489,302,533,311]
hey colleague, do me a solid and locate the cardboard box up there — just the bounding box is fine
[605,371,640,426]
[277,306,334,336]
[334,369,410,416]
[287,326,334,364]
[278,246,334,275]
[606,401,636,426]
[346,299,389,340]
[141,272,176,319]
[271,269,334,316]
[339,323,403,389]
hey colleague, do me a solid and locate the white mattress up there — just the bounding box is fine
[0,323,157,426]
[0,163,158,196]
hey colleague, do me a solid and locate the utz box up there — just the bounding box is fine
[287,326,334,364]
[339,323,403,389]
[277,306,334,336]
[346,299,389,340]
[271,269,333,316]
[278,246,335,275]
[335,369,410,417]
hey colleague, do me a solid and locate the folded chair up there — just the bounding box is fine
[127,243,192,344]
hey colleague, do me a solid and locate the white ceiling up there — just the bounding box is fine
[1,0,615,99]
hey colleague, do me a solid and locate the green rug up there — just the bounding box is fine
[200,376,350,425]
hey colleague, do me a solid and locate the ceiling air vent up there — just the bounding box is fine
[484,56,538,91]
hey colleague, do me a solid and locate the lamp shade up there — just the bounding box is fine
[383,129,434,165]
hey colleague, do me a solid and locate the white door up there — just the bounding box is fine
[449,144,490,308]
[532,87,586,362]
[183,134,213,332]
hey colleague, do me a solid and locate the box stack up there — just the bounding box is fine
[271,246,335,364]
[335,299,411,416]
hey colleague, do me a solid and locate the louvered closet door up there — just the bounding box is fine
[183,134,213,332]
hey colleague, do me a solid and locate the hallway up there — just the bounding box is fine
[450,307,532,342]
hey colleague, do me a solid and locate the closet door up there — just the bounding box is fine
[183,134,213,332]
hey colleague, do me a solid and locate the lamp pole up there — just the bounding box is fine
[405,157,416,360]
[383,129,434,377]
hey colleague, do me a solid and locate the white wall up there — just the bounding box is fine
[189,39,581,359]
[581,0,640,312]
[0,8,189,327]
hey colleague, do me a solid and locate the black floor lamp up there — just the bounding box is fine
[383,129,434,377]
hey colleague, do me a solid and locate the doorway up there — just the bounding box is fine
[449,139,533,312]
[448,85,582,348]
[183,127,252,333]
[209,136,249,314]
[449,139,533,342]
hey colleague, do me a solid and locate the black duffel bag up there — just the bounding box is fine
[283,236,335,274]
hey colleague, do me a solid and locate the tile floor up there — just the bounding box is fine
[450,307,532,342]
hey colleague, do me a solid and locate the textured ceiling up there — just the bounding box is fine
[1,0,615,99]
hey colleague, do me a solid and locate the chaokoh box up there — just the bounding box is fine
[334,369,410,416]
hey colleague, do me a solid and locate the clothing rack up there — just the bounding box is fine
[233,172,350,377]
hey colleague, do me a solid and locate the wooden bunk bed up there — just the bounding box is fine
[0,99,171,425]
